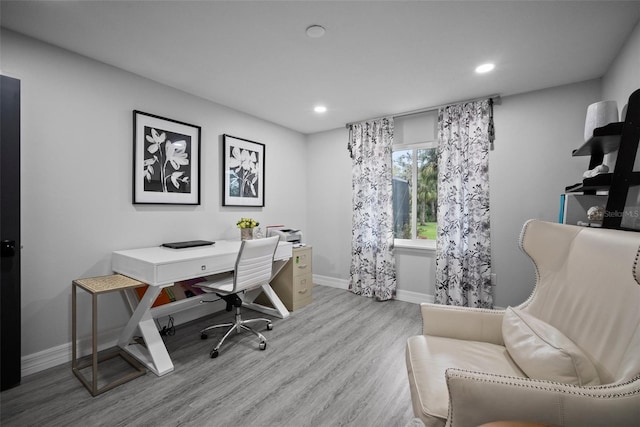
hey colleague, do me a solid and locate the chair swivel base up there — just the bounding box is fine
[200,307,273,358]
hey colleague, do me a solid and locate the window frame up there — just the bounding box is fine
[392,139,438,251]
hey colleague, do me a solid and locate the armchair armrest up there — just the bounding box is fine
[445,369,640,427]
[421,303,504,345]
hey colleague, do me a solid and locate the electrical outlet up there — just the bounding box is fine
[490,273,497,287]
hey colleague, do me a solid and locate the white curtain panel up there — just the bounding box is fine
[347,118,397,301]
[435,100,493,308]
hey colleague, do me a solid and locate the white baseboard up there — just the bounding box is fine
[21,299,224,377]
[395,289,434,304]
[312,274,349,289]
[21,328,123,377]
[312,274,433,305]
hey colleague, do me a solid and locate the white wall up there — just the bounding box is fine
[602,19,640,113]
[2,30,307,366]
[305,128,352,285]
[490,80,601,306]
[306,79,601,307]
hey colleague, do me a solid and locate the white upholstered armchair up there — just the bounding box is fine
[406,219,640,426]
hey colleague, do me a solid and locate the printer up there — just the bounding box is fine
[266,227,303,244]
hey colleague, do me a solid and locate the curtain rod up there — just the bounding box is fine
[345,94,501,128]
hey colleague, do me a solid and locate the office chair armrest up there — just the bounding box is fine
[420,303,504,345]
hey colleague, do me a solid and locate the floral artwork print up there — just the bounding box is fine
[143,126,191,193]
[228,145,259,198]
[222,135,265,207]
[133,110,200,205]
[347,118,397,301]
[435,99,493,308]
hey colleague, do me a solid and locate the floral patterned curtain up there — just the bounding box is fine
[435,99,493,308]
[347,118,397,301]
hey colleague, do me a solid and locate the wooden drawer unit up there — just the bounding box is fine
[277,272,312,311]
[260,246,313,311]
[291,246,312,278]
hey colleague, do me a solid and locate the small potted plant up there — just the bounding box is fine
[237,217,259,240]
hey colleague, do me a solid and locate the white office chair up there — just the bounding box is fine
[196,235,279,358]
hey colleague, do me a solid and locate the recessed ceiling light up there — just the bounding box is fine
[314,105,327,113]
[306,25,326,38]
[475,63,495,74]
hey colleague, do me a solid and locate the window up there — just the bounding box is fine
[392,112,438,246]
[392,143,438,240]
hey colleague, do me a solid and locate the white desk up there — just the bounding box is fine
[112,240,292,376]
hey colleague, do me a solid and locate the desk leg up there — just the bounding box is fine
[271,258,288,277]
[243,284,290,319]
[117,286,174,376]
[242,258,290,319]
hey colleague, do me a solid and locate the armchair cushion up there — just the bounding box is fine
[406,335,526,425]
[502,306,601,386]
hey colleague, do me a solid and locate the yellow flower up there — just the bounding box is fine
[236,217,259,229]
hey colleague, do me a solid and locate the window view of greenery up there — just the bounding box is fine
[392,147,438,240]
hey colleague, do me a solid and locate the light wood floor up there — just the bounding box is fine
[1,285,421,427]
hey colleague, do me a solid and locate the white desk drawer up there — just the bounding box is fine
[155,254,236,284]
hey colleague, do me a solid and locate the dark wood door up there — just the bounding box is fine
[1,75,21,390]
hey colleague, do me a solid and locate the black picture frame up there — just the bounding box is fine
[222,134,265,207]
[133,110,201,205]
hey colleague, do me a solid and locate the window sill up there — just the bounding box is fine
[394,239,436,252]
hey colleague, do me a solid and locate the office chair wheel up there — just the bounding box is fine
[266,323,273,330]
[200,332,208,340]
[210,349,219,358]
[259,341,267,351]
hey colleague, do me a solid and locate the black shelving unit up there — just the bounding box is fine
[566,88,640,230]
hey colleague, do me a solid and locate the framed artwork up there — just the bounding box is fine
[222,134,265,207]
[133,110,201,204]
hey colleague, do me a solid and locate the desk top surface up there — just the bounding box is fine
[113,240,292,264]
[112,240,292,286]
